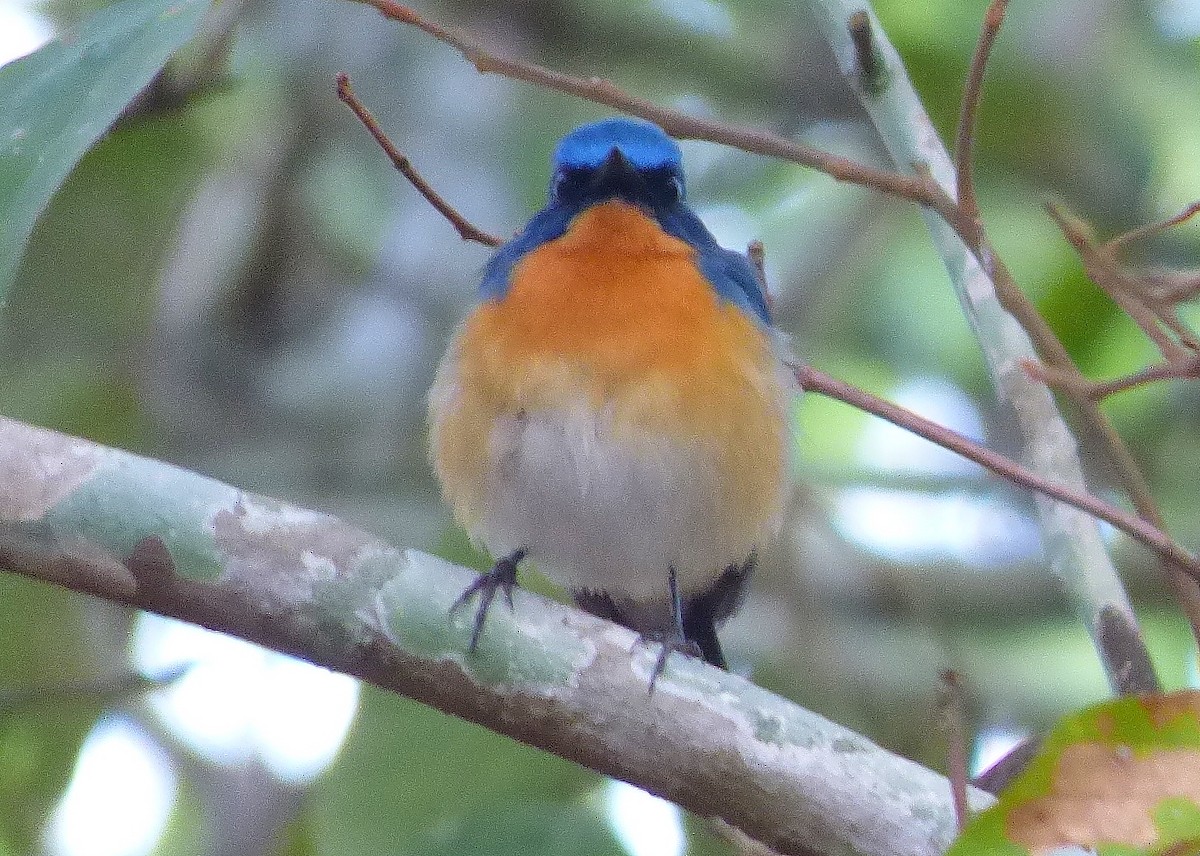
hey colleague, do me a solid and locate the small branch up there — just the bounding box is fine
[1145,268,1200,305]
[798,0,1166,695]
[1092,357,1200,398]
[954,0,1008,224]
[973,737,1040,795]
[335,72,502,247]
[1029,354,1200,401]
[793,362,1200,578]
[938,670,970,832]
[1104,200,1200,254]
[345,0,938,207]
[1046,202,1187,361]
[1036,199,1200,647]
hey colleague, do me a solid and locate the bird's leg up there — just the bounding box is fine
[646,566,702,692]
[450,548,527,652]
[681,604,727,670]
[679,554,756,670]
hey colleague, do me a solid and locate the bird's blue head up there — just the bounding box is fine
[549,117,686,211]
[480,117,772,324]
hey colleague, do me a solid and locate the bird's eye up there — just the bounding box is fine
[655,171,684,204]
[551,168,585,202]
[668,175,684,201]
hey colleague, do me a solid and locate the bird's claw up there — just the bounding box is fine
[639,630,703,694]
[450,550,524,652]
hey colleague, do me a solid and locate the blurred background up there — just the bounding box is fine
[1,0,1199,853]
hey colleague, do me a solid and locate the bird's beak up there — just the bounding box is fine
[589,147,644,195]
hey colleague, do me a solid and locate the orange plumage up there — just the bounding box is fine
[431,201,791,599]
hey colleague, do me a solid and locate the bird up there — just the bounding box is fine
[428,116,794,685]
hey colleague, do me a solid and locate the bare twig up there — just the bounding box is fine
[1104,200,1200,254]
[938,670,970,832]
[1046,202,1187,361]
[1088,355,1200,398]
[954,0,1008,225]
[1145,268,1200,305]
[793,362,1200,578]
[1031,199,1200,650]
[336,72,503,247]
[344,0,939,207]
[1031,354,1200,401]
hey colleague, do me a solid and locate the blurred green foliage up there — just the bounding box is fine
[0,0,1198,853]
[0,0,208,303]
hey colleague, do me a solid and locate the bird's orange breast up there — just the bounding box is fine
[430,201,791,538]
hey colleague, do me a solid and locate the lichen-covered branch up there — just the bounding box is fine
[0,416,990,856]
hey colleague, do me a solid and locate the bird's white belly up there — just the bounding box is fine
[474,407,750,603]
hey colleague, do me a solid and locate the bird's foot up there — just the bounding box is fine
[640,565,703,693]
[640,629,703,694]
[450,549,526,652]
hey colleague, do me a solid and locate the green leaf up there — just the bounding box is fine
[0,105,214,447]
[949,691,1200,855]
[0,0,210,306]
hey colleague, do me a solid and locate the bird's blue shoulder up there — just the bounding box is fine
[657,206,772,325]
[478,205,574,300]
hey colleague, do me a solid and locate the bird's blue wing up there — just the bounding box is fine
[478,205,575,300]
[660,207,772,326]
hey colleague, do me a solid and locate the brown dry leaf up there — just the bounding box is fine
[949,691,1200,856]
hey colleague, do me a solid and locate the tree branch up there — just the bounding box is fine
[336,72,502,247]
[1104,200,1200,254]
[794,364,1200,577]
[344,0,938,206]
[937,670,970,833]
[954,0,1007,224]
[0,415,990,856]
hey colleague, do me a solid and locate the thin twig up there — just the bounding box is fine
[793,362,1200,578]
[938,670,970,832]
[1037,201,1200,646]
[1145,268,1200,305]
[345,0,938,207]
[1104,200,1200,254]
[335,72,503,247]
[1092,355,1200,398]
[1024,355,1200,400]
[954,0,1008,224]
[1046,202,1187,361]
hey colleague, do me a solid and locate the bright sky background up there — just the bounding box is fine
[0,0,52,66]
